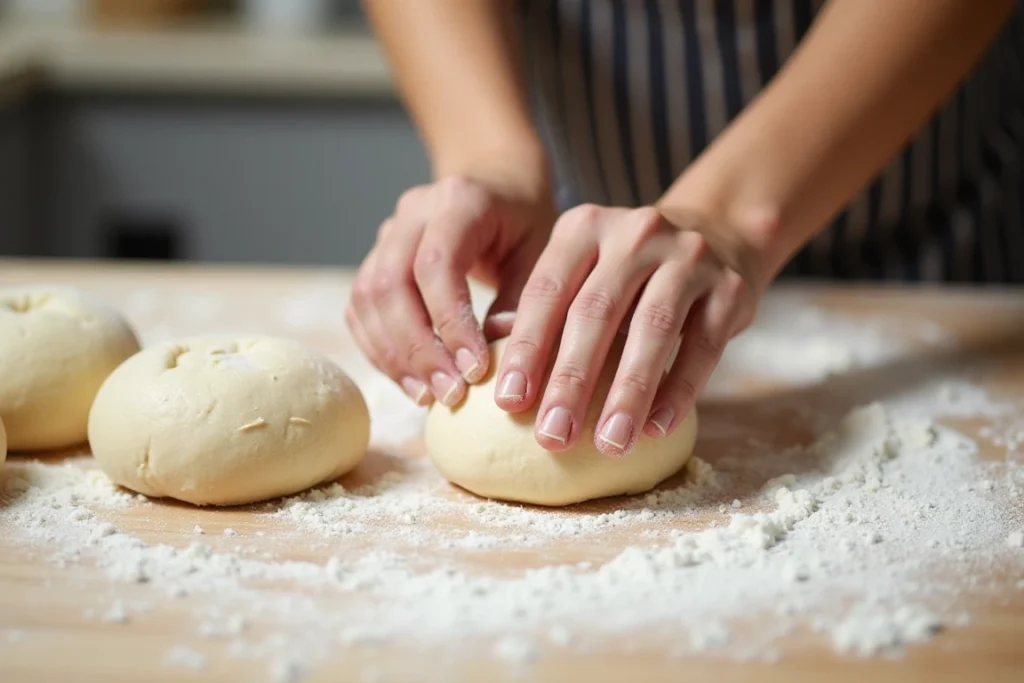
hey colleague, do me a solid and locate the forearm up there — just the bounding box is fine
[659,0,1016,287]
[364,0,548,195]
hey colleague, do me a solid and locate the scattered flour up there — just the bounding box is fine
[1,301,1022,681]
[164,645,208,670]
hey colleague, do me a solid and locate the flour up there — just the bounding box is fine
[1,302,1022,681]
[165,645,208,670]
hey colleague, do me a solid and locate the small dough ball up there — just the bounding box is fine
[425,338,697,506]
[0,416,6,469]
[88,336,370,506]
[0,286,140,451]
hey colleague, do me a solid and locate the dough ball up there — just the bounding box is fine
[425,338,697,506]
[88,335,370,506]
[0,286,140,451]
[0,416,6,469]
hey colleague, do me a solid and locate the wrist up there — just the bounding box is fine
[658,155,788,291]
[433,135,552,206]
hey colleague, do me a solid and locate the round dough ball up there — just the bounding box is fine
[0,285,140,451]
[425,338,697,506]
[88,335,370,506]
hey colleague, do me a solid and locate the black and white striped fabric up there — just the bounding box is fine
[520,0,1024,282]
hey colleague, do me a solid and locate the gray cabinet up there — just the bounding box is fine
[25,95,430,265]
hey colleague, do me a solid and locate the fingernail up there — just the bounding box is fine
[539,407,572,444]
[401,376,431,405]
[648,407,674,436]
[497,371,527,401]
[431,372,462,407]
[455,348,482,382]
[598,413,633,451]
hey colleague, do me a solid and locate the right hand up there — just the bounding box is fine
[346,174,557,407]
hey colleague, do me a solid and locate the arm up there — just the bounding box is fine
[364,0,549,196]
[349,2,558,412]
[660,0,1017,288]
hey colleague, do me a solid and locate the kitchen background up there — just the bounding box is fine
[0,0,430,265]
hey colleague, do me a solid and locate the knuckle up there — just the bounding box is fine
[437,174,473,196]
[521,274,564,302]
[405,332,440,365]
[616,372,653,399]
[369,271,397,299]
[668,375,698,403]
[432,309,465,338]
[378,346,403,375]
[630,206,663,235]
[437,176,491,214]
[395,187,423,215]
[548,361,591,394]
[571,288,619,325]
[556,203,602,234]
[678,231,711,269]
[637,301,681,337]
[692,333,724,359]
[505,337,541,363]
[722,270,751,300]
[412,245,448,282]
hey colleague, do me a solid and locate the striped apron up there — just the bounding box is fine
[520,0,1024,282]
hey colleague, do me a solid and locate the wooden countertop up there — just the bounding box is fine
[1,260,1023,683]
[0,20,393,103]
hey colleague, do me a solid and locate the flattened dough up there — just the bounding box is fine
[425,338,697,506]
[88,335,370,506]
[0,286,140,451]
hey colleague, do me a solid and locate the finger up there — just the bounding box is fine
[345,304,431,406]
[494,205,600,413]
[414,177,495,384]
[645,275,744,436]
[535,259,653,451]
[374,206,467,407]
[593,262,697,456]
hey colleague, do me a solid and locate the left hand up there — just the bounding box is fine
[494,204,764,457]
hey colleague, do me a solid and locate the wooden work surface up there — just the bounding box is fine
[0,259,1022,683]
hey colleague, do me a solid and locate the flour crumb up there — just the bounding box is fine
[270,657,307,683]
[546,625,572,647]
[492,636,538,665]
[193,525,204,535]
[102,600,129,624]
[5,629,26,644]
[1006,530,1024,548]
[832,606,942,656]
[691,621,731,650]
[223,528,238,537]
[164,645,207,670]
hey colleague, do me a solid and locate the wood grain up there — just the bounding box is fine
[0,259,1022,683]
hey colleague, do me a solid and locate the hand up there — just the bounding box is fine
[494,204,765,457]
[346,174,556,407]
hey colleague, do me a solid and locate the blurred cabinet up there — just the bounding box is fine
[26,95,430,265]
[0,102,32,256]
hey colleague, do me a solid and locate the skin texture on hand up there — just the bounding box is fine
[346,175,557,408]
[358,0,1015,459]
[495,205,759,458]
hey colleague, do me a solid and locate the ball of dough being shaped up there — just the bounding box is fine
[425,338,698,506]
[0,286,141,451]
[88,335,370,506]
